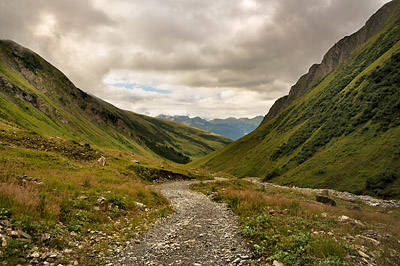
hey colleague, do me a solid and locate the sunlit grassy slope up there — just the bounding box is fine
[193,1,400,198]
[0,40,231,164]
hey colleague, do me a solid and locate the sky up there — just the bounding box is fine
[0,0,391,119]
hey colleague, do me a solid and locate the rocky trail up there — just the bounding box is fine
[106,180,252,266]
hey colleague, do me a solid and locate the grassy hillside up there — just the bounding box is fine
[0,39,230,264]
[0,120,171,265]
[194,0,400,199]
[0,40,231,164]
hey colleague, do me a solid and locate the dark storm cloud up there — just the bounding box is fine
[0,0,390,118]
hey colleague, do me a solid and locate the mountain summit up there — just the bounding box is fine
[194,0,400,198]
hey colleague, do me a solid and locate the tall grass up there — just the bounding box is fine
[0,140,173,265]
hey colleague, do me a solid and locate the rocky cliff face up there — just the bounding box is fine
[260,0,399,126]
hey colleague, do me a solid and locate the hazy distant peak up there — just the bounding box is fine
[156,115,264,140]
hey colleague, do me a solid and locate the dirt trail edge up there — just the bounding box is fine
[107,180,252,266]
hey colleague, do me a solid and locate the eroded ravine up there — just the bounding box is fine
[107,181,252,266]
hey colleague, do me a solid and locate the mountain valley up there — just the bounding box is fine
[0,1,400,265]
[0,40,231,164]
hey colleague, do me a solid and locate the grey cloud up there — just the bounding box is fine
[0,0,391,118]
[116,0,388,88]
[0,0,113,44]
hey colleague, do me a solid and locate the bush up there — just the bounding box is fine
[146,142,191,164]
[0,207,11,219]
[263,169,281,182]
[107,195,126,210]
[365,172,399,199]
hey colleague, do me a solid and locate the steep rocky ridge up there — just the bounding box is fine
[260,0,400,126]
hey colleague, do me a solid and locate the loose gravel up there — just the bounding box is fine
[107,180,252,266]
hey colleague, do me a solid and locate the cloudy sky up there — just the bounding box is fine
[0,0,390,119]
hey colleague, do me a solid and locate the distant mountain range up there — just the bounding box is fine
[156,115,263,140]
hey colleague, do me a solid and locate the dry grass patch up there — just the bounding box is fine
[0,182,39,208]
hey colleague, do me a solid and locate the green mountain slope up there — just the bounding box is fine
[156,115,263,140]
[0,40,231,163]
[194,0,400,198]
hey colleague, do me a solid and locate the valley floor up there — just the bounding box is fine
[107,180,252,266]
[1,122,399,265]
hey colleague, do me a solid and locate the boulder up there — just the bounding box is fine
[338,215,350,222]
[0,220,11,228]
[18,230,31,239]
[10,230,20,238]
[30,251,40,258]
[97,196,106,204]
[316,195,336,206]
[347,204,361,211]
[134,202,146,211]
[273,260,285,266]
[0,234,7,247]
[40,233,51,242]
[358,250,370,259]
[96,156,106,166]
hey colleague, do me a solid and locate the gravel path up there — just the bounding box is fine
[245,177,400,208]
[107,180,252,266]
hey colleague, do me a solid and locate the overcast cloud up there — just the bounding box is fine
[0,0,391,118]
